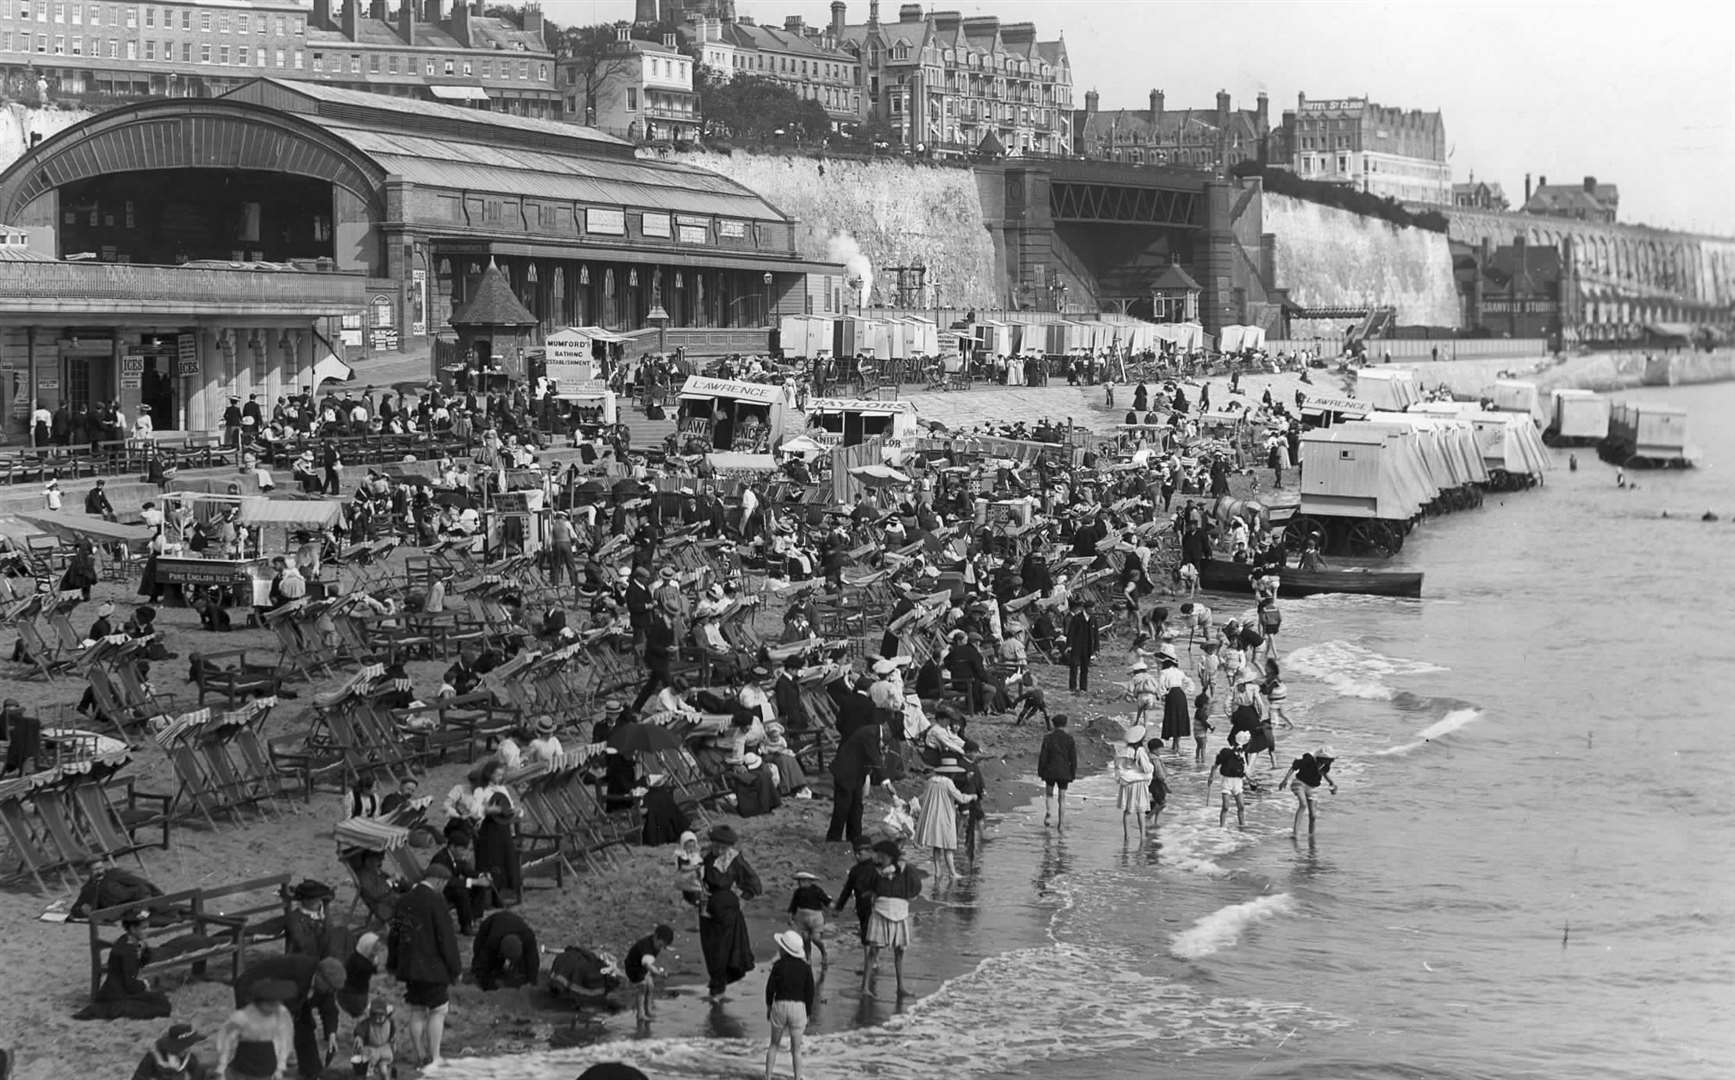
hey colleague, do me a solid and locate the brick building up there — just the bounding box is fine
[689,11,862,127]
[1522,174,1618,224]
[1073,88,1269,173]
[838,2,1072,157]
[559,27,699,142]
[1277,93,1450,205]
[0,0,558,117]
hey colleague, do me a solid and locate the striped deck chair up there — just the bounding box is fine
[33,787,107,878]
[12,620,76,681]
[69,780,172,865]
[151,711,227,828]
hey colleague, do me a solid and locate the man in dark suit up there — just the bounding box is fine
[1064,597,1099,694]
[772,656,810,731]
[826,721,886,844]
[829,672,875,743]
[84,479,116,520]
[390,864,462,1070]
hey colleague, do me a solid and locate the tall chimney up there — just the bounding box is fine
[615,24,630,42]
[524,2,542,36]
[1216,89,1230,128]
[369,0,385,20]
[342,0,360,40]
[1297,91,1306,111]
[1582,175,1597,193]
[314,0,332,30]
[1255,91,1268,134]
[1084,89,1098,115]
[1524,173,1532,202]
[1149,89,1162,124]
[450,0,471,47]
[831,0,847,38]
[397,0,415,42]
[898,3,922,23]
[785,15,804,33]
[869,0,880,27]
[635,0,657,24]
[663,31,676,47]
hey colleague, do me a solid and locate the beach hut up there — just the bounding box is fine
[1486,380,1544,424]
[1599,401,1695,469]
[1290,423,1427,556]
[1355,368,1423,412]
[677,376,790,453]
[1544,389,1610,446]
[1463,411,1553,487]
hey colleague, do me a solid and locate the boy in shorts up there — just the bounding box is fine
[765,930,816,1080]
[624,924,675,1024]
[786,872,832,967]
[1206,730,1249,829]
[1037,713,1079,828]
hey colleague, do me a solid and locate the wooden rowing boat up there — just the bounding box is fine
[1197,557,1423,599]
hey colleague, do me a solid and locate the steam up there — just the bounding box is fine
[826,232,874,308]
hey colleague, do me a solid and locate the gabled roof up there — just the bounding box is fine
[1152,263,1200,292]
[1524,182,1618,218]
[451,259,537,327]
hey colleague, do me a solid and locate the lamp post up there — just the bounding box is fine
[762,271,774,328]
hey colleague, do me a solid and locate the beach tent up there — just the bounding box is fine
[1355,368,1423,412]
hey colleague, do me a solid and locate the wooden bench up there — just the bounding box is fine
[86,871,291,1000]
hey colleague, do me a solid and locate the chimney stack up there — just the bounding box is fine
[369,0,386,21]
[634,0,656,24]
[1149,89,1163,124]
[1582,175,1597,193]
[314,0,332,30]
[663,31,676,47]
[899,3,923,23]
[342,0,360,40]
[397,0,414,42]
[524,2,542,36]
[615,24,631,42]
[785,14,804,33]
[1084,89,1099,115]
[1216,89,1230,127]
[1255,91,1268,134]
[449,0,471,47]
[1524,173,1532,202]
[869,1,881,28]
[831,1,847,38]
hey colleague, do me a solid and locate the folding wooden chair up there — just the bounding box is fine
[32,787,107,878]
[69,779,173,865]
[12,620,76,681]
[0,794,77,892]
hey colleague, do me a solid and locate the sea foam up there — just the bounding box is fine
[1374,708,1485,755]
[1168,893,1299,960]
[1283,639,1447,700]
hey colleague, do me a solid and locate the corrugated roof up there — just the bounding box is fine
[229,79,611,148]
[0,245,51,261]
[329,124,784,220]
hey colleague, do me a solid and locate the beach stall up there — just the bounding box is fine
[541,328,622,423]
[805,397,921,447]
[1599,401,1696,469]
[1544,389,1611,446]
[1355,368,1424,412]
[677,376,790,453]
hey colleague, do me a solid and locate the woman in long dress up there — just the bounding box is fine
[1157,650,1194,752]
[1115,725,1154,842]
[698,824,762,1001]
[913,757,977,882]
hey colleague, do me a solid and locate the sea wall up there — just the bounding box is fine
[659,150,1003,308]
[0,103,93,170]
[1263,192,1460,328]
[1398,349,1735,397]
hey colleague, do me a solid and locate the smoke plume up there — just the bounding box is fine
[826,232,874,308]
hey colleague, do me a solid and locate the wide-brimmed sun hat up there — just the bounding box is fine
[774,930,806,958]
[1123,724,1148,744]
[1130,660,1148,673]
[934,756,967,775]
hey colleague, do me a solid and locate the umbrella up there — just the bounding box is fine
[606,721,684,755]
[847,465,913,488]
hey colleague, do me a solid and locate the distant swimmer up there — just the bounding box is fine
[1703,511,1720,522]
[1616,470,1626,488]
[1568,454,1578,471]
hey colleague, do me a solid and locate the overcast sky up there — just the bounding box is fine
[545,0,1735,236]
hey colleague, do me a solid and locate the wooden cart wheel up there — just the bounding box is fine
[1284,515,1327,552]
[1347,519,1400,558]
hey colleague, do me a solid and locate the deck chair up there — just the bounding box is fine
[190,649,286,708]
[0,794,78,891]
[69,780,173,865]
[33,787,107,877]
[113,660,179,721]
[12,620,77,681]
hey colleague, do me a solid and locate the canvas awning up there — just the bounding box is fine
[428,85,490,103]
[238,497,344,529]
[16,513,152,547]
[705,452,779,472]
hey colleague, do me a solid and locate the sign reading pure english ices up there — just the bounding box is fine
[176,331,200,377]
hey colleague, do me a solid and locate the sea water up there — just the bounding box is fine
[440,382,1735,1080]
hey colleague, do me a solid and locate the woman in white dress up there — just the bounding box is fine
[913,757,976,882]
[1115,724,1155,842]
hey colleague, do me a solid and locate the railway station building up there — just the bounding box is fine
[0,77,840,437]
